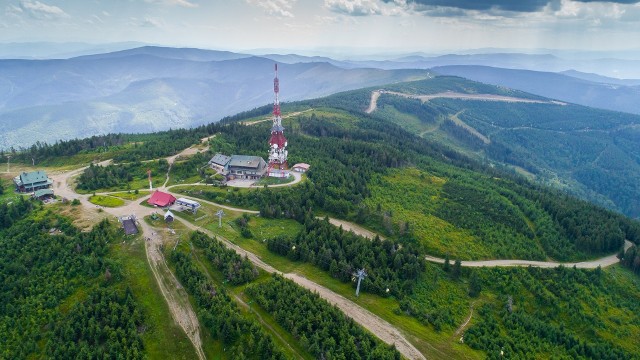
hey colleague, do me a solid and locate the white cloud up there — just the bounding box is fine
[246,0,297,18]
[324,0,382,16]
[167,0,199,8]
[20,0,69,20]
[132,16,164,28]
[143,0,199,8]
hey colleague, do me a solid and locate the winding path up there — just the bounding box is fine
[424,240,633,268]
[366,90,566,114]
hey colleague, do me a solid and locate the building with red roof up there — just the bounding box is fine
[147,191,176,207]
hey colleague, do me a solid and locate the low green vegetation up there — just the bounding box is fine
[167,152,211,186]
[89,195,125,207]
[352,78,640,219]
[465,266,640,359]
[110,190,150,200]
[193,112,639,262]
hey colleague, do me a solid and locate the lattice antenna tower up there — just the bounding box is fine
[268,63,288,170]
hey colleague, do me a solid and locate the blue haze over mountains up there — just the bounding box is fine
[1,44,640,150]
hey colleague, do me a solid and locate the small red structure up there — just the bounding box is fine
[147,191,176,207]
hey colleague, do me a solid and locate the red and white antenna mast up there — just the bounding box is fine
[268,63,288,172]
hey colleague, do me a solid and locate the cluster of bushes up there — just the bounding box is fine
[190,231,258,284]
[266,217,425,298]
[246,274,402,360]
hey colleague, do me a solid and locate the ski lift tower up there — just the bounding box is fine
[215,210,225,228]
[267,63,288,176]
[147,169,153,191]
[353,268,367,297]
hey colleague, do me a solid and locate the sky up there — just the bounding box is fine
[1,0,640,55]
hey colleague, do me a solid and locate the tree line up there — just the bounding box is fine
[266,216,425,298]
[169,248,288,359]
[246,274,402,360]
[190,231,258,285]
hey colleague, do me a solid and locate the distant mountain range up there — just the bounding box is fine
[432,65,640,115]
[2,45,640,150]
[0,46,431,150]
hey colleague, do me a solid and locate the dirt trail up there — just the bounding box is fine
[174,217,425,360]
[449,110,491,144]
[424,240,633,269]
[161,135,213,189]
[366,90,566,115]
[284,273,426,360]
[327,217,385,240]
[51,166,205,359]
[365,91,381,113]
[455,304,474,337]
[138,221,206,360]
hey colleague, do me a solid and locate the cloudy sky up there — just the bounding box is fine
[1,0,639,54]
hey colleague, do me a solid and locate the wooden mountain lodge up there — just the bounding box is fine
[14,170,53,193]
[209,153,268,180]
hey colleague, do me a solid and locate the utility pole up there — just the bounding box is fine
[6,155,11,173]
[353,268,367,297]
[215,210,225,228]
[147,169,152,191]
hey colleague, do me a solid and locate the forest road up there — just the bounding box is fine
[138,221,206,360]
[174,217,426,360]
[425,240,633,269]
[365,90,566,115]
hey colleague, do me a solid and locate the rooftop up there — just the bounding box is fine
[176,197,201,207]
[34,189,54,197]
[209,153,231,166]
[14,170,51,186]
[229,155,266,169]
[122,219,138,235]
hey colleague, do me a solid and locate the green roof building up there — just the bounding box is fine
[14,170,53,193]
[33,189,54,200]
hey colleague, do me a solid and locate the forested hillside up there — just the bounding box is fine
[0,205,145,358]
[2,77,640,359]
[307,76,640,219]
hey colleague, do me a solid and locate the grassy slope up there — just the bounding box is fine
[364,168,488,259]
[364,79,640,218]
[111,235,197,359]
